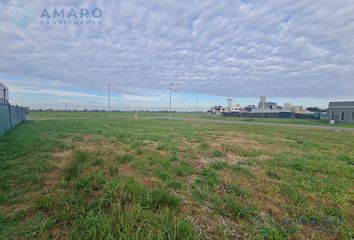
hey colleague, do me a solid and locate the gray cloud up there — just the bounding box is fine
[0,0,353,98]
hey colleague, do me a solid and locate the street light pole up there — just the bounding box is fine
[196,95,198,116]
[169,83,173,120]
[3,88,6,104]
[108,84,111,120]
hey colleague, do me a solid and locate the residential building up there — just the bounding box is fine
[230,104,244,112]
[328,101,354,123]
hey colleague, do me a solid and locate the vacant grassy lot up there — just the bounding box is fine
[30,111,354,129]
[1,112,353,239]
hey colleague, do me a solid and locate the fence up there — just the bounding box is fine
[0,103,27,135]
[222,112,321,119]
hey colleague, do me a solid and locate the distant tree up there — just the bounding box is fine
[306,107,323,112]
[244,106,252,112]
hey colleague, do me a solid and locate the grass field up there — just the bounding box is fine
[1,112,353,239]
[29,111,354,129]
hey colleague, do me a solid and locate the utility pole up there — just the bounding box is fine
[227,98,232,108]
[169,83,173,120]
[108,84,111,119]
[3,88,6,104]
[227,98,232,109]
[196,95,198,116]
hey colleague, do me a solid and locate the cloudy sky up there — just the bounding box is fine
[0,0,354,110]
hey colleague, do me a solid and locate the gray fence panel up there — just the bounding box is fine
[10,106,17,126]
[0,103,27,135]
[0,104,10,135]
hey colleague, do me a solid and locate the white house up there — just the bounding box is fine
[283,103,306,113]
[0,82,9,104]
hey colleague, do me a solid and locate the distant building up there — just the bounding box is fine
[328,101,354,123]
[0,82,9,104]
[229,104,244,112]
[209,104,245,114]
[251,108,282,113]
[257,96,277,110]
[244,105,256,112]
[209,106,223,115]
[283,103,305,113]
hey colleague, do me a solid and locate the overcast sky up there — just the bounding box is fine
[0,0,354,110]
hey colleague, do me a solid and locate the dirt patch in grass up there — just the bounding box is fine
[221,170,290,219]
[177,192,243,239]
[0,151,74,216]
[66,135,127,160]
[117,164,139,177]
[194,154,272,170]
[46,150,73,189]
[117,164,159,187]
[51,225,71,240]
[208,134,263,149]
[52,150,72,168]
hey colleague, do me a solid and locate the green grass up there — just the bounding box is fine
[29,110,354,128]
[0,111,353,239]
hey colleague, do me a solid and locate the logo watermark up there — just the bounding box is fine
[11,6,33,27]
[40,8,103,26]
[10,6,103,27]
